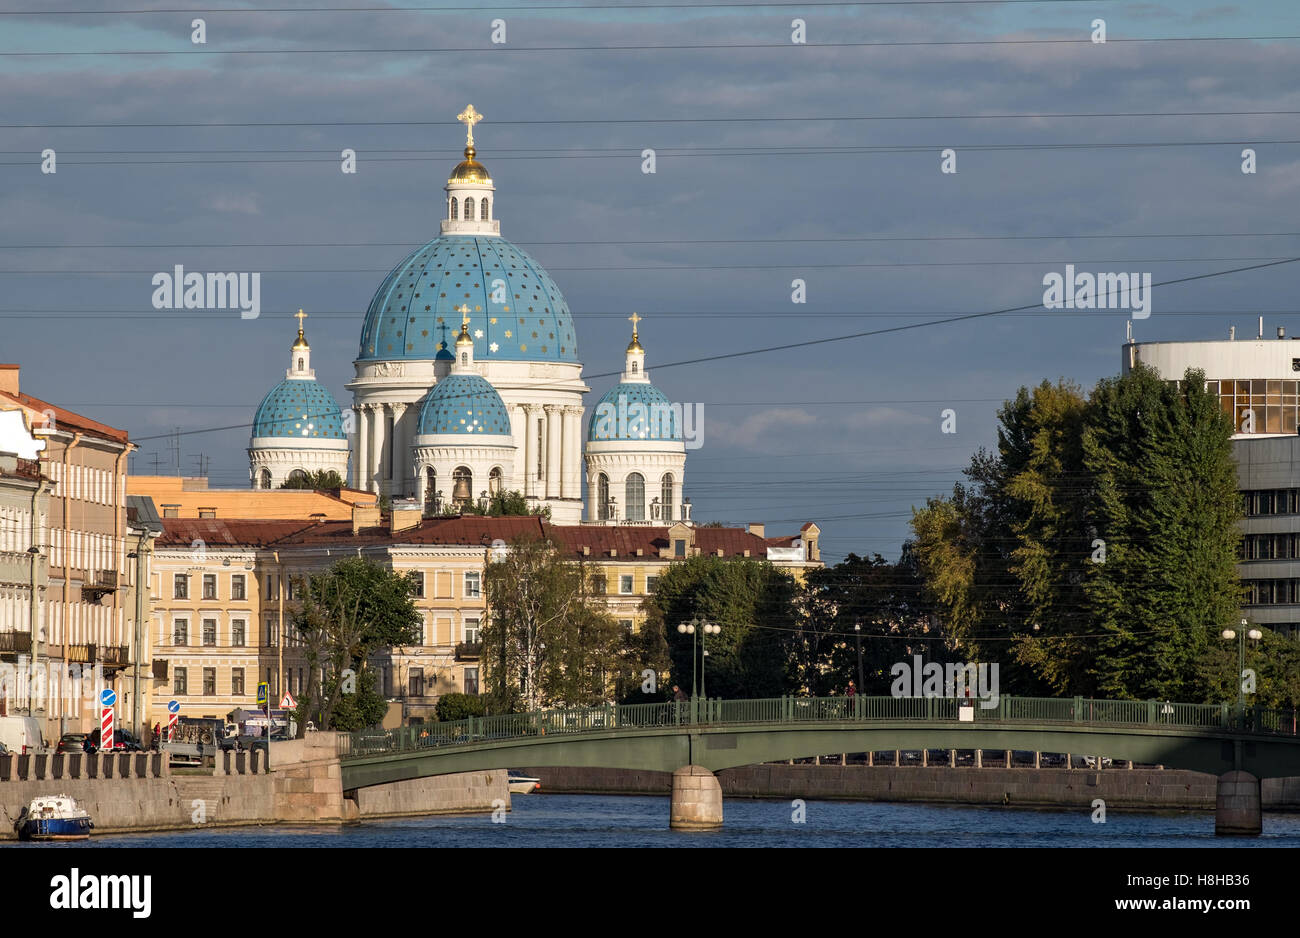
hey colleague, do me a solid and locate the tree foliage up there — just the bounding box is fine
[280,469,344,490]
[289,557,422,733]
[910,366,1247,701]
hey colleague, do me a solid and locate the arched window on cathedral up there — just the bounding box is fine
[625,472,645,522]
[489,466,503,495]
[450,198,458,220]
[424,467,437,514]
[631,362,638,374]
[661,473,674,522]
[258,468,271,489]
[453,466,472,506]
[480,198,490,221]
[287,469,309,487]
[461,352,468,366]
[297,357,304,371]
[464,197,475,220]
[597,473,610,520]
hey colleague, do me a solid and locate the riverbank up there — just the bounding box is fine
[521,764,1300,811]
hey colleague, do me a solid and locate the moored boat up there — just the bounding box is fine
[507,771,541,794]
[17,795,94,841]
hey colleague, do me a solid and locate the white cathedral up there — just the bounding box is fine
[249,105,690,526]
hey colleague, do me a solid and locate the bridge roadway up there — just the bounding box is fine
[337,695,1300,834]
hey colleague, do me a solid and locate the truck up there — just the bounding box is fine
[161,717,227,765]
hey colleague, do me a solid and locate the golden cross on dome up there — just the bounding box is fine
[628,311,641,335]
[457,105,484,147]
[295,308,308,331]
[455,303,471,325]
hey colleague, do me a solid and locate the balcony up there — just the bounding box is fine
[99,645,130,670]
[152,659,168,680]
[65,643,95,663]
[0,630,32,658]
[82,569,119,604]
[455,641,482,661]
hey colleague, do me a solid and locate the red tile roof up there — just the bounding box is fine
[157,518,319,548]
[545,524,772,559]
[0,388,129,445]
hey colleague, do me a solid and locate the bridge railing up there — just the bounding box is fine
[337,694,1300,761]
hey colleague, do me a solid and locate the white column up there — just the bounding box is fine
[559,407,576,499]
[509,404,525,493]
[567,405,583,500]
[355,403,370,491]
[391,402,408,496]
[372,404,388,493]
[524,406,540,498]
[545,406,562,499]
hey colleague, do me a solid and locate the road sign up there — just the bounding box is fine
[167,699,180,714]
[101,706,114,752]
[279,691,297,710]
[100,688,116,708]
[256,681,269,706]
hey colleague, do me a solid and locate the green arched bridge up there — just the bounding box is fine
[337,695,1300,792]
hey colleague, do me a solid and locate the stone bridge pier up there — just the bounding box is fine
[670,765,722,830]
[1216,770,1261,835]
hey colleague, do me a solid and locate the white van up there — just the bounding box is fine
[0,716,47,754]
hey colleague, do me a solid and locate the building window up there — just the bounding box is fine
[464,667,479,695]
[674,539,686,558]
[202,619,217,646]
[265,574,277,598]
[232,668,245,696]
[480,198,489,221]
[231,619,246,646]
[202,574,217,600]
[661,474,674,522]
[453,466,472,505]
[625,472,645,522]
[174,667,187,695]
[287,577,301,600]
[620,575,634,595]
[162,506,179,518]
[258,468,271,489]
[592,575,606,595]
[287,468,309,486]
[464,570,481,599]
[231,575,246,600]
[450,197,458,220]
[465,618,481,643]
[646,575,659,594]
[619,619,633,630]
[173,574,188,599]
[489,466,502,495]
[411,571,425,598]
[424,467,437,513]
[464,197,474,219]
[409,667,424,697]
[264,617,277,646]
[202,668,216,696]
[597,473,610,520]
[173,619,188,646]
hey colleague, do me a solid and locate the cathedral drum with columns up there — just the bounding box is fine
[347,104,589,523]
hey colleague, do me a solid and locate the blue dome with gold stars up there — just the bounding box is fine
[416,373,513,438]
[587,381,682,442]
[252,379,347,441]
[359,235,578,364]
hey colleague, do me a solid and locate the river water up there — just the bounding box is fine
[18,795,1300,848]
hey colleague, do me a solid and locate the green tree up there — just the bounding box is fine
[643,555,797,699]
[280,469,344,490]
[435,692,487,722]
[290,557,422,733]
[453,489,552,519]
[482,537,622,709]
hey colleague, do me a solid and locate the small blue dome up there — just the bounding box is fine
[252,378,347,441]
[417,373,513,438]
[435,342,455,362]
[587,382,682,442]
[359,235,578,364]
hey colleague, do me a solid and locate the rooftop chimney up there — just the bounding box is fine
[0,364,17,396]
[389,499,423,533]
[1230,326,1236,341]
[351,500,380,534]
[747,523,765,538]
[1280,327,1287,340]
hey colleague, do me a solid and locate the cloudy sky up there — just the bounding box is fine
[2,1,1298,562]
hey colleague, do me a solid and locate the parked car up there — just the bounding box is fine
[55,733,87,755]
[1039,752,1067,768]
[1082,756,1113,769]
[0,716,47,754]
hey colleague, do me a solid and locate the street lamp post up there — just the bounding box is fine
[676,617,720,699]
[853,621,863,695]
[1221,619,1263,719]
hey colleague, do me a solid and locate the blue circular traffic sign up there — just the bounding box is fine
[167,700,180,714]
[100,688,116,707]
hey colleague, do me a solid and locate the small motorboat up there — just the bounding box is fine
[506,771,541,794]
[17,795,94,841]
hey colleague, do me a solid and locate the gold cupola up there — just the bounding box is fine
[448,104,492,185]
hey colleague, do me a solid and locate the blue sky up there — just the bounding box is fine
[2,1,1299,562]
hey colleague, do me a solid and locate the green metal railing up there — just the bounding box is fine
[336,695,1300,761]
